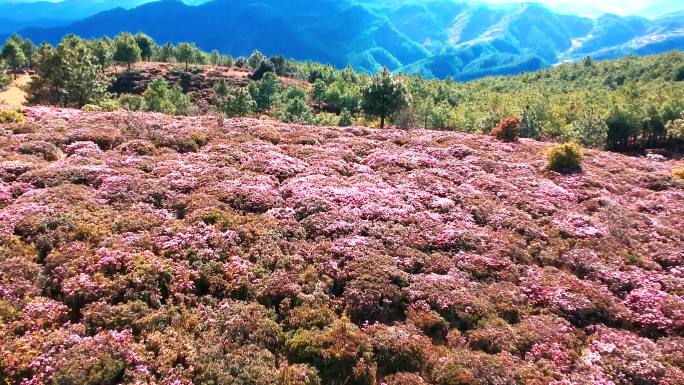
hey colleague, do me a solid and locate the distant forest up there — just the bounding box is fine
[2,33,684,153]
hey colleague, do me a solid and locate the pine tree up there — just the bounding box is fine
[574,109,608,149]
[339,108,353,127]
[134,33,155,61]
[361,68,410,128]
[520,106,542,139]
[213,80,255,117]
[1,40,26,79]
[248,71,279,112]
[113,33,141,71]
[27,36,105,107]
[248,50,265,69]
[174,43,197,71]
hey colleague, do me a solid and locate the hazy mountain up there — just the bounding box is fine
[0,0,152,22]
[7,0,684,80]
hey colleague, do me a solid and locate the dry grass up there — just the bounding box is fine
[0,75,31,107]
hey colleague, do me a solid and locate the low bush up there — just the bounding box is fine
[490,116,521,142]
[18,140,63,161]
[0,108,25,124]
[546,142,583,173]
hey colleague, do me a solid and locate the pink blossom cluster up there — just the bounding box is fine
[0,107,683,385]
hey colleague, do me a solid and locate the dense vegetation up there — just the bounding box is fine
[2,33,684,153]
[0,105,682,385]
[7,0,684,79]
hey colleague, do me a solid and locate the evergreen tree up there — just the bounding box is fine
[339,108,353,127]
[250,60,275,81]
[88,38,113,73]
[574,109,608,149]
[113,33,141,71]
[311,79,326,108]
[27,36,105,107]
[281,86,312,124]
[158,43,176,62]
[361,68,410,128]
[209,50,221,66]
[248,50,265,69]
[213,80,255,117]
[248,71,278,112]
[1,40,26,79]
[19,38,37,68]
[134,33,155,61]
[520,106,542,139]
[175,43,197,71]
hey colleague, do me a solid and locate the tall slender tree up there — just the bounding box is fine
[113,33,141,71]
[174,43,197,71]
[134,33,155,62]
[1,40,26,79]
[361,68,410,129]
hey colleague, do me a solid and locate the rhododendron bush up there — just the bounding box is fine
[1,106,683,385]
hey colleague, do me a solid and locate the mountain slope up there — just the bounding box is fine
[1,105,683,384]
[10,0,684,79]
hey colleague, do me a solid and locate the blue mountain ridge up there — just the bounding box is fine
[4,0,684,80]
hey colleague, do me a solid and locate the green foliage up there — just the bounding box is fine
[174,42,198,71]
[82,98,119,112]
[280,86,312,124]
[1,39,26,75]
[87,37,113,73]
[361,68,410,128]
[574,109,608,148]
[118,94,146,111]
[313,112,339,127]
[28,36,107,107]
[427,100,456,130]
[7,32,684,153]
[339,109,353,127]
[113,33,141,71]
[134,33,155,61]
[0,70,10,91]
[143,78,191,115]
[249,50,266,69]
[157,43,176,62]
[18,37,38,68]
[248,72,279,112]
[546,143,584,173]
[519,106,542,139]
[213,80,256,117]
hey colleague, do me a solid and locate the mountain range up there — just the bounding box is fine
[3,0,684,80]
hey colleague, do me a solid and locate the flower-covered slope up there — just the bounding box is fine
[1,106,683,385]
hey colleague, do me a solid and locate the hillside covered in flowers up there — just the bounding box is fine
[1,106,683,385]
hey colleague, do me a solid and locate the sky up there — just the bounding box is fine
[0,0,679,17]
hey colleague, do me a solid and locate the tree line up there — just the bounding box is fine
[2,33,683,151]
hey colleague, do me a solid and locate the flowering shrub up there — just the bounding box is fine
[490,116,521,142]
[0,107,682,384]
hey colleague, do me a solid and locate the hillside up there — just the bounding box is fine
[9,0,684,79]
[1,106,683,384]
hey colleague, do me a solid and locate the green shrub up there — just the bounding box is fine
[0,108,25,123]
[339,109,353,127]
[118,94,146,111]
[313,112,339,127]
[546,143,584,173]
